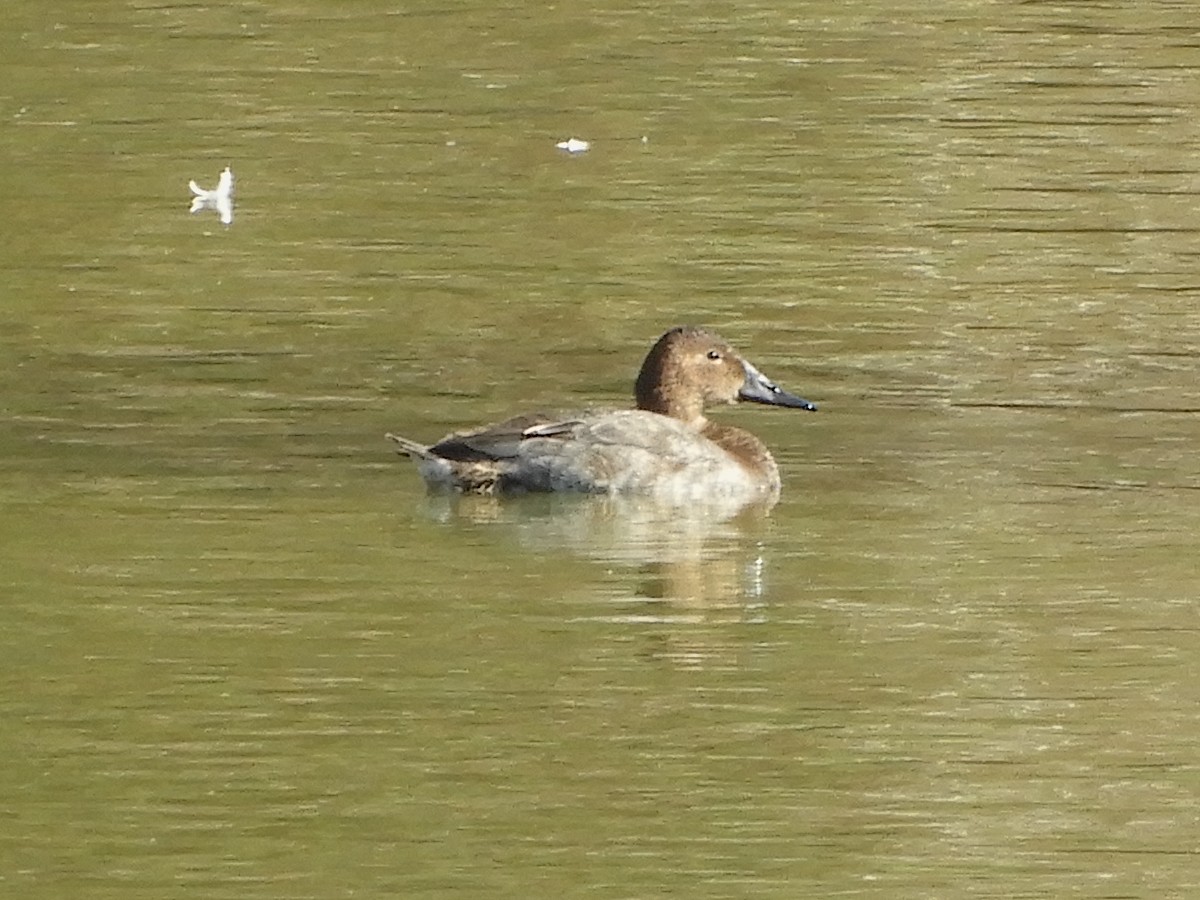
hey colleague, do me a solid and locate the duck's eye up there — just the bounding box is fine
[706,350,721,361]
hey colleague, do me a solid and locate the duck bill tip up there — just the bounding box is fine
[739,364,817,411]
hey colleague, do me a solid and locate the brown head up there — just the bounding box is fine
[633,325,816,428]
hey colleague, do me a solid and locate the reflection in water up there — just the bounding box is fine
[417,491,775,609]
[409,492,785,673]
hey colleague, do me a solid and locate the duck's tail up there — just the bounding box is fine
[386,432,435,460]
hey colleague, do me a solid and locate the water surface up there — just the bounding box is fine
[3,0,1199,897]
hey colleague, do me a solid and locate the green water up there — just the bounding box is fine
[3,1,1199,897]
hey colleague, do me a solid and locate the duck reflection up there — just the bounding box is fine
[417,490,777,610]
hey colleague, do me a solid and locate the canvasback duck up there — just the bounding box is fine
[387,326,817,503]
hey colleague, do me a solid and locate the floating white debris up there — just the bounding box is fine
[555,138,589,154]
[188,166,234,225]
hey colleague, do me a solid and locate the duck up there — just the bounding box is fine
[387,325,817,503]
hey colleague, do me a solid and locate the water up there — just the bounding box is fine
[3,0,1199,897]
